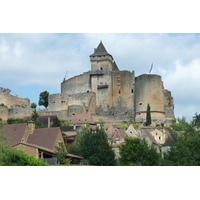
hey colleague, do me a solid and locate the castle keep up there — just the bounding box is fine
[48,41,174,123]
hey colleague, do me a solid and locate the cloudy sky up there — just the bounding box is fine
[0,33,200,121]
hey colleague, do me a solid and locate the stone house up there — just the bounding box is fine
[2,122,83,164]
[140,128,160,153]
[104,125,127,145]
[65,114,92,125]
[150,129,170,145]
[126,124,140,138]
[60,125,82,147]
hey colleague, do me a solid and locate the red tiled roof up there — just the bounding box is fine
[2,123,27,147]
[104,125,127,141]
[27,127,60,150]
[145,130,158,144]
[140,128,158,144]
[66,114,92,124]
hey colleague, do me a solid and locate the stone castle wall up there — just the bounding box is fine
[0,93,30,108]
[0,93,31,120]
[61,72,91,94]
[111,70,135,111]
[135,74,166,122]
[8,108,33,119]
[0,106,9,120]
[164,90,174,119]
[90,55,114,71]
[48,92,96,114]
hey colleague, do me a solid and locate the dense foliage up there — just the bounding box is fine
[38,90,49,108]
[0,145,48,166]
[68,127,116,166]
[119,137,160,166]
[7,118,28,124]
[162,130,200,166]
[31,102,37,108]
[31,109,44,129]
[55,142,70,165]
[52,117,69,127]
[191,113,200,129]
[167,117,193,132]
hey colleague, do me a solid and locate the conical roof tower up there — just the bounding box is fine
[90,41,118,71]
[90,41,112,58]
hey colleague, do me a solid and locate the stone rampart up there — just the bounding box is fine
[8,108,33,119]
[0,92,30,108]
[61,72,91,94]
[0,106,9,120]
[135,74,165,121]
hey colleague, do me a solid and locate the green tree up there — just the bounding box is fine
[55,142,70,165]
[162,130,200,166]
[167,116,193,132]
[67,144,82,157]
[119,137,160,166]
[38,90,49,108]
[31,102,37,109]
[31,110,44,129]
[73,127,116,166]
[52,117,61,127]
[52,117,69,127]
[146,103,151,126]
[191,113,200,129]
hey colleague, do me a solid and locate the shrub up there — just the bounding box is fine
[0,145,48,166]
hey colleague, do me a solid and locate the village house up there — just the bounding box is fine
[140,127,160,153]
[66,114,92,125]
[60,125,82,147]
[126,124,140,138]
[2,122,83,164]
[104,125,127,145]
[150,128,170,145]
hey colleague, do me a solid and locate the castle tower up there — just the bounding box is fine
[135,74,165,122]
[89,41,119,72]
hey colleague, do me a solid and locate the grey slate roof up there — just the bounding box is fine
[90,41,112,57]
[112,61,119,71]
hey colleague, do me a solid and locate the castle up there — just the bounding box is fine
[48,41,174,123]
[0,41,174,123]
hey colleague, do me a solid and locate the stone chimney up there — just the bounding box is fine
[48,117,51,128]
[27,121,35,133]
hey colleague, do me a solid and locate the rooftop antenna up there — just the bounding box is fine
[63,70,68,81]
[149,63,153,74]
